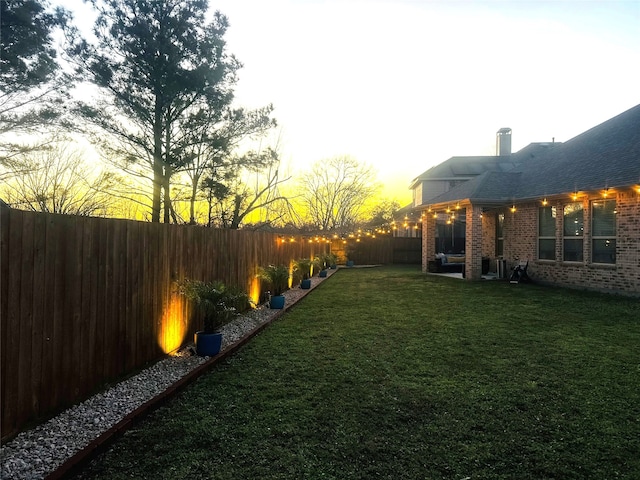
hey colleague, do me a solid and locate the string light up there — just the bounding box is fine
[542,198,548,206]
[510,205,517,213]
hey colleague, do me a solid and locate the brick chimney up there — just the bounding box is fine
[496,128,512,156]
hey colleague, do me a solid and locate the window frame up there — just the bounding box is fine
[591,199,616,264]
[562,202,584,262]
[538,205,556,261]
[496,213,504,257]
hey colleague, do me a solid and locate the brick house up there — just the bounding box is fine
[412,104,640,296]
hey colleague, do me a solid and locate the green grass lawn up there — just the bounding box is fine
[75,266,640,479]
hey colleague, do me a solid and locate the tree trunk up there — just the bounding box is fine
[151,156,162,223]
[163,163,172,224]
[189,173,200,224]
[152,104,163,223]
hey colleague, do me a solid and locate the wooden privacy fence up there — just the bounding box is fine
[0,207,326,441]
[340,236,421,265]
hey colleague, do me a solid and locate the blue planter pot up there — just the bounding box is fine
[319,270,328,277]
[194,331,222,357]
[300,279,312,289]
[270,295,286,309]
[330,264,337,269]
[346,260,355,267]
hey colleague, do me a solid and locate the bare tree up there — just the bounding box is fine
[180,105,277,224]
[299,155,380,231]
[202,147,292,229]
[0,142,118,215]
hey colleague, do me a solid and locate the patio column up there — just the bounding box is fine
[465,205,483,280]
[422,210,436,273]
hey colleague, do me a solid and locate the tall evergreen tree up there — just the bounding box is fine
[72,0,240,222]
[0,0,71,158]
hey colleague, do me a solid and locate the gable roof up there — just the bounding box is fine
[423,103,640,206]
[409,155,517,189]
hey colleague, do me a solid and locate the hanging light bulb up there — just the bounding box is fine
[542,198,548,206]
[510,205,516,213]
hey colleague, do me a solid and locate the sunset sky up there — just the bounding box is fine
[63,0,640,205]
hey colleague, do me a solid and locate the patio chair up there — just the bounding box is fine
[509,260,531,284]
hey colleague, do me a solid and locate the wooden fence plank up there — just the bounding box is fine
[79,216,96,400]
[0,206,9,429]
[30,213,46,417]
[17,210,35,430]
[3,210,23,436]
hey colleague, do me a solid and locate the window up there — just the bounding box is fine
[592,200,616,264]
[538,206,556,260]
[434,209,466,254]
[563,203,583,262]
[496,213,504,256]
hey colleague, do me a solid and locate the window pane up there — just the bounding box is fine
[539,206,556,236]
[563,203,584,237]
[563,239,583,262]
[592,239,616,264]
[497,213,504,237]
[496,214,504,256]
[592,200,616,236]
[539,239,555,260]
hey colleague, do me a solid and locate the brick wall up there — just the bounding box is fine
[481,211,496,266]
[503,190,640,296]
[422,211,436,273]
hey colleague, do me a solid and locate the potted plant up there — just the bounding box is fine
[315,252,334,277]
[293,257,313,289]
[327,252,338,269]
[177,279,250,356]
[257,264,290,309]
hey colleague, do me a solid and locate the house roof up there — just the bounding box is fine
[409,155,518,188]
[422,103,640,206]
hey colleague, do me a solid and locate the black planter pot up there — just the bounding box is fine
[194,331,222,357]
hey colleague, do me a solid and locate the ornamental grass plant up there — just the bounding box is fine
[75,266,640,479]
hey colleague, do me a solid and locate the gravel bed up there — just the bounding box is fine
[0,271,334,480]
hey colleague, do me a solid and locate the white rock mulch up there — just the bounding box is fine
[0,270,336,480]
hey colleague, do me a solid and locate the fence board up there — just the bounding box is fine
[0,206,8,426]
[4,210,23,435]
[17,210,35,429]
[79,217,95,400]
[31,212,46,416]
